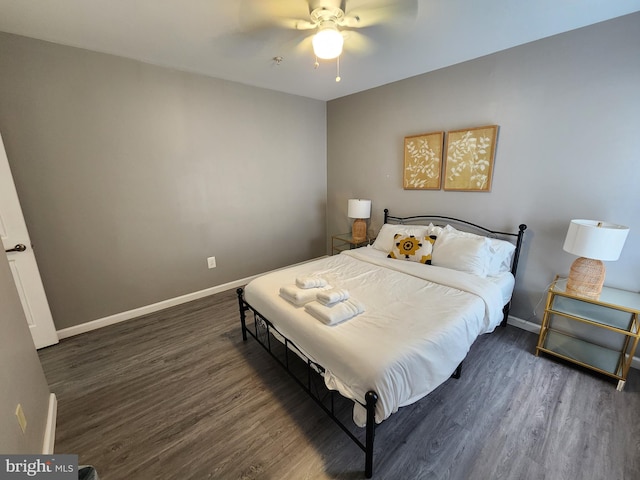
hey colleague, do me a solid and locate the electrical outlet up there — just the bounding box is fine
[207,256,216,269]
[15,404,27,433]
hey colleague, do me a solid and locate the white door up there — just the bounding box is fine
[0,132,58,349]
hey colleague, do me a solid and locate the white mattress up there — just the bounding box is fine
[244,246,514,426]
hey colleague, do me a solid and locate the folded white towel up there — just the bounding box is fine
[304,298,365,326]
[279,285,328,307]
[316,288,350,307]
[295,275,328,289]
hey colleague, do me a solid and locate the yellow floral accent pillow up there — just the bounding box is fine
[387,234,437,264]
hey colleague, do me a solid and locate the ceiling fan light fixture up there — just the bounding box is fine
[312,22,343,60]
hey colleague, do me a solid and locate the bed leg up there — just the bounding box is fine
[237,288,247,341]
[364,391,378,479]
[500,302,511,327]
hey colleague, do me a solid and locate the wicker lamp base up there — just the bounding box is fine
[566,257,605,299]
[352,218,367,243]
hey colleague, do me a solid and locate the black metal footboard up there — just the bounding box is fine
[237,287,378,478]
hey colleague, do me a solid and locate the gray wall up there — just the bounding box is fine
[1,14,639,332]
[0,32,327,330]
[0,253,51,453]
[327,13,640,322]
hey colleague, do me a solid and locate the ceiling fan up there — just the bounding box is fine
[240,0,419,81]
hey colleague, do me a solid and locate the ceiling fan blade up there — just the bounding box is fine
[342,0,418,28]
[213,27,300,58]
[293,34,315,55]
[291,19,317,30]
[213,24,310,59]
[341,30,375,55]
[240,0,314,31]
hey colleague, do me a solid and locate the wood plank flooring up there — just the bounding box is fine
[38,289,640,479]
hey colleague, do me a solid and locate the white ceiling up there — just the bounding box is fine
[0,0,638,101]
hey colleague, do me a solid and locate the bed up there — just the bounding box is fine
[237,210,526,477]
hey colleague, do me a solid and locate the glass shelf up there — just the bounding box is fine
[551,277,640,314]
[549,295,635,333]
[331,233,374,255]
[541,330,622,377]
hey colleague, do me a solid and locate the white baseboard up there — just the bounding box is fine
[506,315,541,334]
[42,393,57,454]
[56,256,328,340]
[507,315,640,370]
[56,277,253,339]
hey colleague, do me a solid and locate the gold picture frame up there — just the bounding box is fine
[443,125,499,192]
[403,131,444,190]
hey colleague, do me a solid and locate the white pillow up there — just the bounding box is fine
[488,238,516,275]
[372,224,430,252]
[441,225,515,276]
[426,222,445,237]
[431,229,492,277]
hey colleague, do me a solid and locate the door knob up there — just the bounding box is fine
[5,244,27,253]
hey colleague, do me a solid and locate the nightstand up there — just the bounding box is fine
[331,233,374,255]
[536,275,640,391]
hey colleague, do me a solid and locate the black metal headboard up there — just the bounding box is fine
[383,209,527,278]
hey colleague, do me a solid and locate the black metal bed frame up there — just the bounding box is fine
[236,296,378,476]
[384,210,528,326]
[237,211,527,478]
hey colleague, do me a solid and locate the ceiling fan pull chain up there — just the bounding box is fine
[314,56,319,69]
[336,55,341,82]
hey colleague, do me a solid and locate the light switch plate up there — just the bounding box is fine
[15,404,27,433]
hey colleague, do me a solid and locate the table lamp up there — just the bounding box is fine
[348,199,371,243]
[563,219,629,298]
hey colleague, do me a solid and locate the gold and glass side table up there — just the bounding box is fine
[331,233,374,255]
[536,275,640,391]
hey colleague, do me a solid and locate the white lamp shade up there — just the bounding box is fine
[347,199,371,219]
[312,24,344,60]
[563,219,629,261]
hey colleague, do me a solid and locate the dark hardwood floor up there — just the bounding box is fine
[38,289,640,479]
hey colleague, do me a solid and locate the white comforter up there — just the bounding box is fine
[244,247,514,426]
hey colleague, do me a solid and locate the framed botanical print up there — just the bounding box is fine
[443,125,499,192]
[403,131,444,190]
